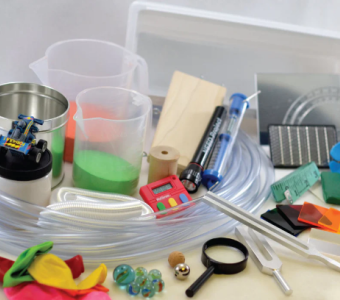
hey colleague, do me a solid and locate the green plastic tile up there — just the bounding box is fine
[321,172,340,205]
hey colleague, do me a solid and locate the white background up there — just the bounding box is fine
[1,0,340,84]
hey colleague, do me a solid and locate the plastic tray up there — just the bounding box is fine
[126,1,340,108]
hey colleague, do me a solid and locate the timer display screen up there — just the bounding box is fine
[152,183,173,194]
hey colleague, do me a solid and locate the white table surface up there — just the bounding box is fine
[0,159,339,300]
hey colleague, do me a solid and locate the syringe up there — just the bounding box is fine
[202,91,261,189]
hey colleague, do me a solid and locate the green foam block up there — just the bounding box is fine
[321,172,340,205]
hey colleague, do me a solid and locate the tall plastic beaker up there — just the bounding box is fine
[73,87,152,195]
[29,39,148,162]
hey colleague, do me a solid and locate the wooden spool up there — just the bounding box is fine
[148,146,180,184]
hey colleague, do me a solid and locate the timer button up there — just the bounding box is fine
[157,202,166,211]
[179,194,189,203]
[168,198,177,207]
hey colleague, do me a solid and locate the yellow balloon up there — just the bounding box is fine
[78,263,107,289]
[28,254,107,290]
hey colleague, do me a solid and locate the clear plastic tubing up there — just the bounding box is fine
[45,187,155,222]
[0,130,274,267]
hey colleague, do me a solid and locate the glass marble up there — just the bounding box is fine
[152,279,165,293]
[135,275,151,287]
[141,282,156,298]
[126,282,141,296]
[148,269,162,280]
[135,267,148,277]
[113,264,135,286]
[147,275,154,284]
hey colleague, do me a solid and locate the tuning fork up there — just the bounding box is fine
[235,226,292,295]
[202,191,340,272]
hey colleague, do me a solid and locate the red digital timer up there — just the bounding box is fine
[139,175,192,215]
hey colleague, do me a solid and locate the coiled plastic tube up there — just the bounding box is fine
[43,187,155,224]
[40,201,144,227]
[50,187,148,204]
[0,130,274,266]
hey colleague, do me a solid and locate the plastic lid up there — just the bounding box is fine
[202,169,223,189]
[230,93,249,109]
[0,149,52,181]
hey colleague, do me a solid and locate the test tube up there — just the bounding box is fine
[202,92,260,189]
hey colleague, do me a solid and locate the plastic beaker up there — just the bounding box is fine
[73,87,152,195]
[29,39,148,162]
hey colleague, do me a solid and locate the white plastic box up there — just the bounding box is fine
[126,1,340,108]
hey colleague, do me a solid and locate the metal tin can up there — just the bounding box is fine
[0,82,69,187]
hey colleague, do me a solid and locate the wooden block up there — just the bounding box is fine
[152,71,226,173]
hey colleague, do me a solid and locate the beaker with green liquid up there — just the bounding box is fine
[73,87,152,195]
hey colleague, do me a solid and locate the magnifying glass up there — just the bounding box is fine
[186,238,249,298]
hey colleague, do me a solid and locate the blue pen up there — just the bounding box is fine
[202,91,261,189]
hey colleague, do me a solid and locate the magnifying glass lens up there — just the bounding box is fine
[205,246,246,264]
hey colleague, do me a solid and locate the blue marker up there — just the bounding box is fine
[202,91,260,189]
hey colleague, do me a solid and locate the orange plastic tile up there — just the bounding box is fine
[318,208,340,232]
[298,202,329,227]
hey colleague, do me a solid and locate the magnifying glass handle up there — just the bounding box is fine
[186,266,215,298]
